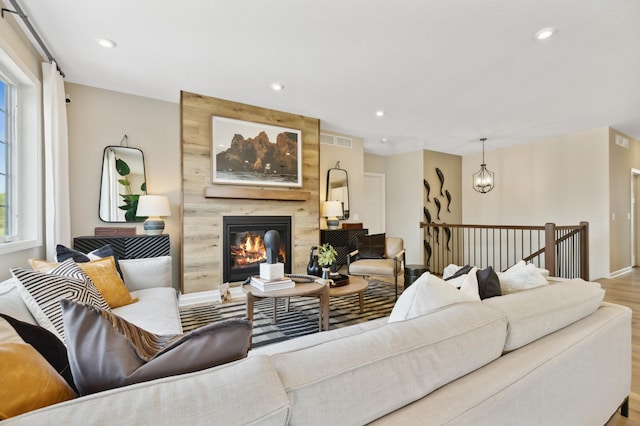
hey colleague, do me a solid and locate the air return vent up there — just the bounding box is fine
[320,133,353,148]
[615,134,629,149]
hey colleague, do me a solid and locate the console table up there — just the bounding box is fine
[73,234,170,259]
[321,228,368,266]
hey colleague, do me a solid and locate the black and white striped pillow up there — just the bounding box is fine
[11,259,111,342]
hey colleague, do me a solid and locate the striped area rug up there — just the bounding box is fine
[180,279,398,348]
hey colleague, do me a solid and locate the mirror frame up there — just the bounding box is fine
[325,167,349,220]
[99,146,147,223]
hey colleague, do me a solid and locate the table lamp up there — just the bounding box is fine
[136,195,171,235]
[322,200,343,230]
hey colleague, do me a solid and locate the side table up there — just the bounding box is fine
[321,228,368,266]
[404,264,428,288]
[73,234,170,259]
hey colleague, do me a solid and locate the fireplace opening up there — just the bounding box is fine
[222,216,292,283]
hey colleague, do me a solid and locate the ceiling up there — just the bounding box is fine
[11,0,640,156]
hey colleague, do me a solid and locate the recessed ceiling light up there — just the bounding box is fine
[270,83,284,91]
[535,27,555,40]
[381,138,389,143]
[97,38,117,48]
[375,110,385,117]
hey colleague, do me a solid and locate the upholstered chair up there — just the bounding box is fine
[347,236,405,299]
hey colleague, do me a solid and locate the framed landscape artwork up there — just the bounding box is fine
[211,116,302,188]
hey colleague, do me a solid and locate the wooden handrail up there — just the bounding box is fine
[420,221,589,280]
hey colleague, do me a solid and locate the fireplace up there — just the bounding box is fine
[222,216,292,283]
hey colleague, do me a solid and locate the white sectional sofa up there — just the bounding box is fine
[0,269,631,425]
[0,256,181,336]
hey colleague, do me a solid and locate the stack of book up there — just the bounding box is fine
[250,275,295,292]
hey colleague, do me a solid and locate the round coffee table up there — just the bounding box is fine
[242,282,329,332]
[328,275,368,313]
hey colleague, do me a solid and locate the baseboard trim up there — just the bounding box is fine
[609,267,633,278]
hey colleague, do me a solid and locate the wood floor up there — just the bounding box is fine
[599,269,640,425]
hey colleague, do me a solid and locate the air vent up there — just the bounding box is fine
[615,134,629,149]
[320,133,352,148]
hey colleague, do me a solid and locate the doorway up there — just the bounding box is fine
[363,173,385,234]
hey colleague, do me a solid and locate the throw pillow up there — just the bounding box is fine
[61,299,252,396]
[0,320,76,419]
[0,314,76,392]
[56,243,124,277]
[498,260,548,294]
[388,272,477,322]
[29,257,138,309]
[356,233,386,259]
[444,264,472,288]
[476,266,501,300]
[11,259,111,342]
[459,267,480,300]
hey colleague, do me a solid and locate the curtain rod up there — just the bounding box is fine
[2,0,65,77]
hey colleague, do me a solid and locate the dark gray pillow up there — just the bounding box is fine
[356,233,386,259]
[61,299,252,396]
[476,266,501,300]
[444,265,472,282]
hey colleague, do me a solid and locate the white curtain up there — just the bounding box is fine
[42,62,71,260]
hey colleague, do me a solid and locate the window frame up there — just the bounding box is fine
[0,40,42,255]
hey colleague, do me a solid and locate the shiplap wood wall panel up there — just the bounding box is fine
[181,91,320,293]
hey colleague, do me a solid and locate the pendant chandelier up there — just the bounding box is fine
[472,138,495,193]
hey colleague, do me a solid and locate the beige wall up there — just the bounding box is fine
[609,129,640,273]
[364,153,387,174]
[0,13,45,279]
[65,83,182,288]
[462,128,610,280]
[319,131,364,227]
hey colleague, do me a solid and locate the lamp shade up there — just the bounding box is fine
[136,195,171,217]
[136,195,171,235]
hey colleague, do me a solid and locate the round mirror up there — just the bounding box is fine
[99,146,147,222]
[326,168,349,220]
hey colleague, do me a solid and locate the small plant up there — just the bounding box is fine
[116,157,146,222]
[317,243,337,268]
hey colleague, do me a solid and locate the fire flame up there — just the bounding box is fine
[230,232,286,268]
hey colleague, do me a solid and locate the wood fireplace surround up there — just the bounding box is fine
[180,91,320,293]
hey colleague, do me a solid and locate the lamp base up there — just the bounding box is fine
[143,218,165,235]
[327,217,339,230]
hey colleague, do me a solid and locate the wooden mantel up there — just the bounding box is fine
[204,186,311,201]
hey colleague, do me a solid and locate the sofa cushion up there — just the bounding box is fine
[113,287,183,335]
[356,233,386,259]
[269,302,508,425]
[0,314,76,392]
[498,260,548,294]
[389,272,477,322]
[0,279,36,324]
[29,257,138,309]
[482,278,605,351]
[11,260,111,342]
[0,319,76,419]
[118,256,172,291]
[61,299,252,396]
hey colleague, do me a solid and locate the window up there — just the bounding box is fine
[0,77,15,241]
[0,42,40,254]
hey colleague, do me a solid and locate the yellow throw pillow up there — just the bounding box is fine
[0,342,76,419]
[28,257,138,309]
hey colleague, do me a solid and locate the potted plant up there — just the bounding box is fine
[317,243,337,279]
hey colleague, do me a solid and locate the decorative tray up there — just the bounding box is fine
[329,274,350,287]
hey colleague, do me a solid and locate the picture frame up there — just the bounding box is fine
[211,116,302,188]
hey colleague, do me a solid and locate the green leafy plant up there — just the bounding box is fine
[116,158,146,222]
[317,243,337,268]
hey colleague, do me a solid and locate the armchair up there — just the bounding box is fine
[346,236,405,299]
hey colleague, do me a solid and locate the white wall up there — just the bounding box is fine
[385,151,424,264]
[462,127,610,280]
[65,83,181,288]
